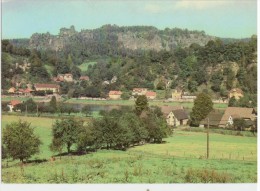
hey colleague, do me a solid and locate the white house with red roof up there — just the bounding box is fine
[108,91,122,100]
[145,91,157,99]
[34,84,60,93]
[7,100,22,112]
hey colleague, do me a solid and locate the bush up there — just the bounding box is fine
[185,168,233,183]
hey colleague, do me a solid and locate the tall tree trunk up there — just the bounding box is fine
[67,143,71,153]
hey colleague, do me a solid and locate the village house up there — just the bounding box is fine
[108,91,122,100]
[172,89,182,100]
[161,106,189,126]
[7,100,22,112]
[110,76,117,84]
[200,110,223,128]
[7,87,16,94]
[228,88,244,100]
[146,91,157,99]
[219,107,257,128]
[34,84,60,94]
[17,88,33,96]
[132,88,148,96]
[79,76,90,81]
[54,74,73,82]
[181,92,197,101]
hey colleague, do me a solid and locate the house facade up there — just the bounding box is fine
[219,107,256,128]
[7,100,22,112]
[132,88,148,96]
[108,91,122,100]
[8,87,16,94]
[228,88,243,100]
[172,89,182,100]
[166,109,189,126]
[146,91,157,99]
[54,74,74,82]
[34,84,60,93]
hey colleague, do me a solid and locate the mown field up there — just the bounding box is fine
[1,115,256,183]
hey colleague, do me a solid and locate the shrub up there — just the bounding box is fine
[185,168,233,183]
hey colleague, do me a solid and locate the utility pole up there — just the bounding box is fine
[36,104,38,116]
[25,105,27,117]
[207,117,209,159]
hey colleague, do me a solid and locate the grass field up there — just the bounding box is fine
[78,61,97,72]
[1,97,46,102]
[65,98,228,109]
[1,115,256,183]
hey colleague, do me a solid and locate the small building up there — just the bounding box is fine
[200,110,223,128]
[219,107,257,128]
[146,91,157,99]
[172,89,182,100]
[55,74,73,82]
[108,91,122,100]
[111,76,117,84]
[34,84,60,94]
[228,88,244,100]
[79,76,89,81]
[7,100,22,112]
[166,109,189,127]
[132,88,148,96]
[7,87,16,94]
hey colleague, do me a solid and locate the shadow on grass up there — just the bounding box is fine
[25,158,48,164]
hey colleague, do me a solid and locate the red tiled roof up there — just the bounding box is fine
[10,100,21,106]
[80,76,89,80]
[35,84,60,89]
[146,91,156,97]
[109,91,122,95]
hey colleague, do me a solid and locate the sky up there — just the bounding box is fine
[1,0,257,39]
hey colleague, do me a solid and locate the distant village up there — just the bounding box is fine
[3,71,256,130]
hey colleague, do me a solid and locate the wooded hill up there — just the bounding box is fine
[2,25,257,105]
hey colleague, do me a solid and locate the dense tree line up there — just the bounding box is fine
[2,34,257,106]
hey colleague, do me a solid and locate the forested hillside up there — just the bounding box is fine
[2,25,257,105]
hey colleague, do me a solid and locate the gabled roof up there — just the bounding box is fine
[200,110,223,126]
[161,105,183,116]
[34,84,60,89]
[219,107,256,126]
[146,91,156,97]
[8,87,16,92]
[109,91,122,95]
[9,100,21,106]
[172,109,189,120]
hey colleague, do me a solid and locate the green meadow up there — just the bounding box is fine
[78,61,97,72]
[1,115,256,183]
[65,98,227,109]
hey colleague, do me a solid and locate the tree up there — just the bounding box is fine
[76,122,95,152]
[135,95,148,116]
[2,120,41,162]
[233,118,247,131]
[118,113,148,146]
[81,105,92,116]
[190,93,213,126]
[51,118,83,153]
[141,111,170,143]
[49,96,57,112]
[228,96,237,107]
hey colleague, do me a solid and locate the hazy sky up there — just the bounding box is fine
[1,0,257,39]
